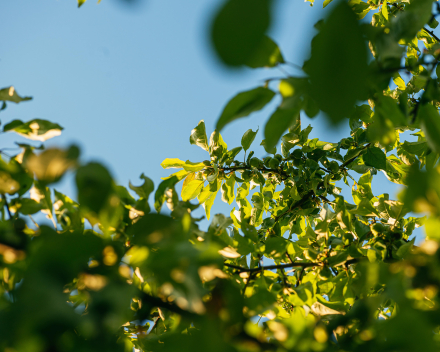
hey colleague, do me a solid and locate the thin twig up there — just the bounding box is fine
[423,27,440,43]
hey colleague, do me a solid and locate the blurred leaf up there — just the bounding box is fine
[420,104,440,154]
[211,0,271,66]
[305,1,368,123]
[0,86,32,103]
[245,35,284,68]
[129,173,154,200]
[25,146,79,184]
[76,162,113,215]
[4,119,63,141]
[10,198,42,215]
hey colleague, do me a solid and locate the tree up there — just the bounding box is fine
[1,0,440,351]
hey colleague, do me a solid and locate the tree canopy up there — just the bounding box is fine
[2,0,440,351]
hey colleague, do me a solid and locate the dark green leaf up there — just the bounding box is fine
[211,0,271,66]
[0,86,32,103]
[216,87,275,131]
[241,128,259,152]
[305,1,368,123]
[363,147,387,170]
[76,162,113,215]
[129,173,154,200]
[420,104,440,154]
[264,107,300,151]
[245,35,284,68]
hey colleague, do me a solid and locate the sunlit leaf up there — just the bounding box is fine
[4,119,63,141]
[189,120,209,151]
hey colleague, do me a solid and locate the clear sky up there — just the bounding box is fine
[1,0,420,238]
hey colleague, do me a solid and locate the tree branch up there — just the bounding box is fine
[423,27,440,43]
[224,257,365,273]
[338,143,371,170]
[138,292,201,321]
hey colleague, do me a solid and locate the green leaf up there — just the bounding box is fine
[264,107,300,151]
[181,179,204,201]
[367,248,378,262]
[260,139,276,154]
[160,158,185,169]
[391,0,434,41]
[154,176,179,212]
[0,86,32,103]
[9,198,42,215]
[160,158,205,171]
[381,0,388,20]
[216,87,275,131]
[304,1,368,123]
[211,0,271,66]
[323,0,333,8]
[76,162,113,215]
[348,0,371,19]
[396,238,415,258]
[221,146,243,164]
[221,175,236,205]
[204,182,220,220]
[363,147,387,170]
[245,36,284,69]
[129,173,154,200]
[241,128,259,152]
[189,120,209,151]
[4,119,63,141]
[420,104,440,154]
[25,146,79,184]
[78,0,87,7]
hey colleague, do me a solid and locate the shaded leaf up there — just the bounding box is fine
[216,87,275,131]
[420,104,440,154]
[363,147,387,170]
[76,162,113,215]
[245,35,284,68]
[211,0,271,66]
[0,86,32,103]
[129,173,154,200]
[241,128,259,152]
[305,1,368,123]
[264,107,300,151]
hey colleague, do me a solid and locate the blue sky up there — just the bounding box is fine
[1,0,418,237]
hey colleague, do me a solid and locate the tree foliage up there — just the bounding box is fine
[2,0,440,351]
